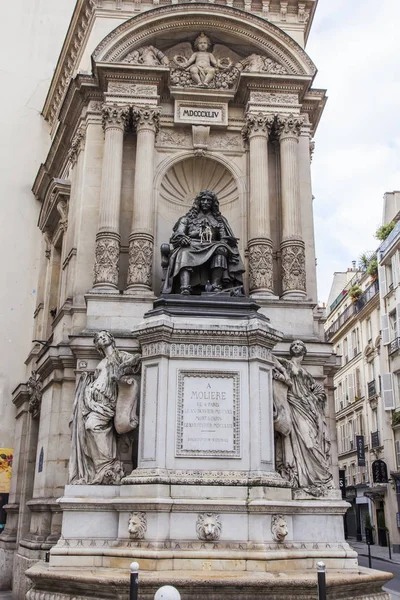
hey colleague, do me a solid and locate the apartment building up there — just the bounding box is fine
[325,191,400,550]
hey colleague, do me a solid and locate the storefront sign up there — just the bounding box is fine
[174,101,228,126]
[372,459,388,483]
[356,435,366,467]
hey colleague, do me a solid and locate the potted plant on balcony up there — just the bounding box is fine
[348,284,362,301]
[393,411,400,427]
[376,221,395,241]
[367,256,378,281]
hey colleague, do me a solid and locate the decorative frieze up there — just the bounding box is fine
[157,129,191,148]
[248,240,273,293]
[249,92,298,105]
[281,241,306,295]
[127,235,153,288]
[108,82,158,96]
[93,234,120,288]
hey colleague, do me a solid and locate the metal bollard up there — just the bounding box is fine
[154,586,181,600]
[130,562,139,600]
[316,561,326,600]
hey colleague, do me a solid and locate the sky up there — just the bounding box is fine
[306,0,400,303]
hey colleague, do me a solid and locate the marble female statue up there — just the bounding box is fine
[161,190,245,295]
[69,331,141,485]
[272,339,333,496]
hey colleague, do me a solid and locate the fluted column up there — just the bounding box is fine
[276,114,306,299]
[242,113,275,296]
[126,107,160,294]
[93,104,129,291]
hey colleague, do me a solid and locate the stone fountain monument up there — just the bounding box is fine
[0,3,391,598]
[26,192,391,599]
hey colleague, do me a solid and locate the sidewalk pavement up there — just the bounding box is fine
[0,592,12,600]
[349,538,400,565]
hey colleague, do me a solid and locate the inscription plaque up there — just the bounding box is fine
[176,370,240,458]
[174,101,228,126]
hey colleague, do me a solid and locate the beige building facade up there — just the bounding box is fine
[325,194,400,552]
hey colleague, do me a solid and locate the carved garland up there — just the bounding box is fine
[127,236,154,287]
[93,234,120,288]
[281,242,306,293]
[248,242,273,292]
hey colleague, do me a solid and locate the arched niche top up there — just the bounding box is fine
[93,4,316,77]
[159,156,238,209]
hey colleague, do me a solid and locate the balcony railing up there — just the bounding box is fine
[368,379,377,398]
[390,338,400,355]
[326,280,379,340]
[371,430,380,448]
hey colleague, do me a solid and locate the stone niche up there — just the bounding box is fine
[155,156,243,293]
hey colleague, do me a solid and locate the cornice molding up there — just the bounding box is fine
[94,4,316,76]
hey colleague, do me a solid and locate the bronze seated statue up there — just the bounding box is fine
[161,190,245,295]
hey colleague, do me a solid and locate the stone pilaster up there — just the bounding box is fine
[276,114,306,298]
[242,113,274,296]
[126,107,161,293]
[93,104,129,290]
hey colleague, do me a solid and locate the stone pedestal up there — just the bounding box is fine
[24,299,392,600]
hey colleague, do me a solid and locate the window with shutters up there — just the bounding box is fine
[355,368,362,398]
[347,420,354,450]
[390,310,397,340]
[382,373,395,410]
[356,412,364,436]
[348,372,355,403]
[338,382,343,410]
[372,408,378,432]
[387,263,393,290]
[394,372,400,408]
[379,265,387,297]
[343,338,348,364]
[381,313,390,345]
[350,463,356,485]
[352,329,359,357]
[396,440,400,470]
[366,318,372,343]
[339,423,346,453]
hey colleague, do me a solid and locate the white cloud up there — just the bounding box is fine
[306,0,400,301]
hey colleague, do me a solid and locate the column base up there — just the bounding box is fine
[124,285,155,298]
[250,291,279,300]
[89,285,119,295]
[280,290,307,300]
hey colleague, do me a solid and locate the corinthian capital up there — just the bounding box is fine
[242,112,274,141]
[102,104,130,131]
[276,114,304,140]
[133,107,161,134]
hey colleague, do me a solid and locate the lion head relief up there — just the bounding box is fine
[128,512,147,539]
[196,513,222,541]
[271,514,288,542]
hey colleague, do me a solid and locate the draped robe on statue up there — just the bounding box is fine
[69,350,140,485]
[273,358,333,495]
